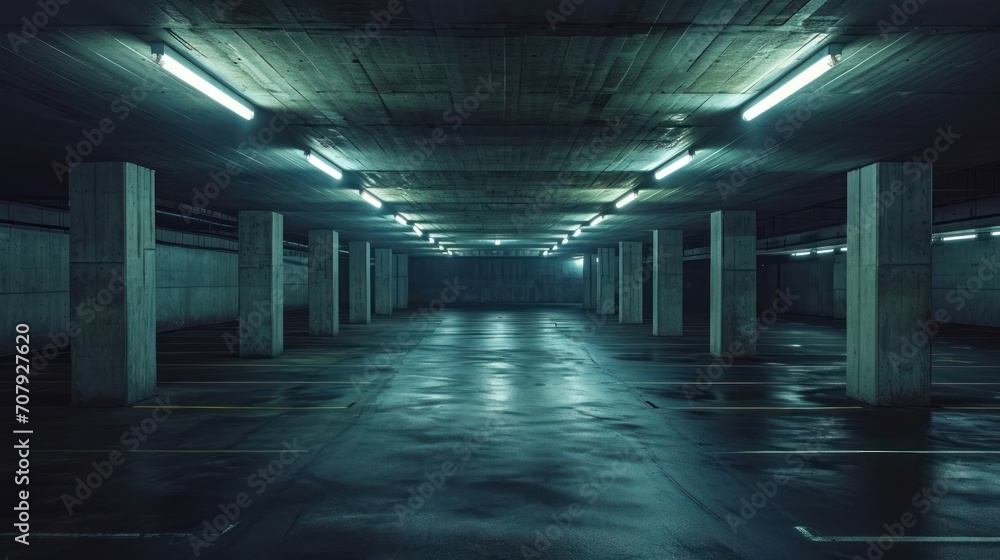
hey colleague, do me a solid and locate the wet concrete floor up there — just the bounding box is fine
[2,305,999,559]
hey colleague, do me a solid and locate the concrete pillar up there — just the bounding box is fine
[582,253,593,309]
[619,241,643,324]
[833,251,847,320]
[597,247,617,315]
[69,162,156,406]
[709,211,756,359]
[308,230,339,336]
[349,241,371,323]
[847,162,932,406]
[238,211,284,358]
[395,254,409,309]
[374,248,393,315]
[653,230,683,336]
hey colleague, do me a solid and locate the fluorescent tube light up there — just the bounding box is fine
[151,43,255,120]
[394,214,408,225]
[561,237,569,244]
[654,151,694,180]
[742,44,843,122]
[942,234,977,242]
[615,191,639,209]
[551,245,558,251]
[816,249,835,254]
[543,250,549,256]
[840,247,847,253]
[589,215,605,227]
[572,227,583,237]
[360,190,382,208]
[305,150,343,180]
[494,240,501,246]
[992,231,1000,237]
[428,236,435,244]
[412,225,423,236]
[792,251,812,257]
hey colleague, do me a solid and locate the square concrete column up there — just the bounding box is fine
[653,230,683,336]
[69,162,156,406]
[238,211,283,358]
[349,241,371,323]
[597,247,617,315]
[374,248,393,315]
[395,254,409,309]
[582,253,593,309]
[833,251,847,320]
[710,211,757,359]
[308,230,339,336]
[847,162,932,406]
[619,241,643,324]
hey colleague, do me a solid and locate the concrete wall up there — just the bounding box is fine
[0,202,308,348]
[759,239,1000,327]
[409,257,583,304]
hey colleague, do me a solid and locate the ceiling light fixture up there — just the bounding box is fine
[941,234,977,242]
[742,44,843,122]
[654,150,695,180]
[543,250,549,256]
[816,248,835,254]
[494,239,501,246]
[304,150,343,180]
[992,231,1000,237]
[572,227,583,237]
[151,43,255,120]
[360,190,382,209]
[551,245,558,251]
[589,215,605,227]
[792,251,812,257]
[413,225,423,236]
[615,191,639,209]
[394,214,408,225]
[428,236,435,244]
[561,236,569,244]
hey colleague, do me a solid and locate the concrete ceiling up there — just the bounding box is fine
[2,0,1000,255]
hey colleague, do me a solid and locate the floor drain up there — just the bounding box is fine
[645,401,659,409]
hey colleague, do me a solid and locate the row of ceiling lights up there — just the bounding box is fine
[151,41,844,256]
[151,42,450,254]
[545,45,845,256]
[789,230,1000,257]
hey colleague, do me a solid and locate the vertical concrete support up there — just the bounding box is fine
[619,241,643,324]
[709,211,757,359]
[395,254,409,309]
[847,162,932,406]
[653,230,684,336]
[374,248,393,315]
[308,230,339,336]
[349,241,371,323]
[69,162,156,406]
[238,211,284,358]
[582,254,593,309]
[833,251,847,320]
[597,247,617,315]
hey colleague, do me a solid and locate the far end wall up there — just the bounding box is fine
[409,257,583,304]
